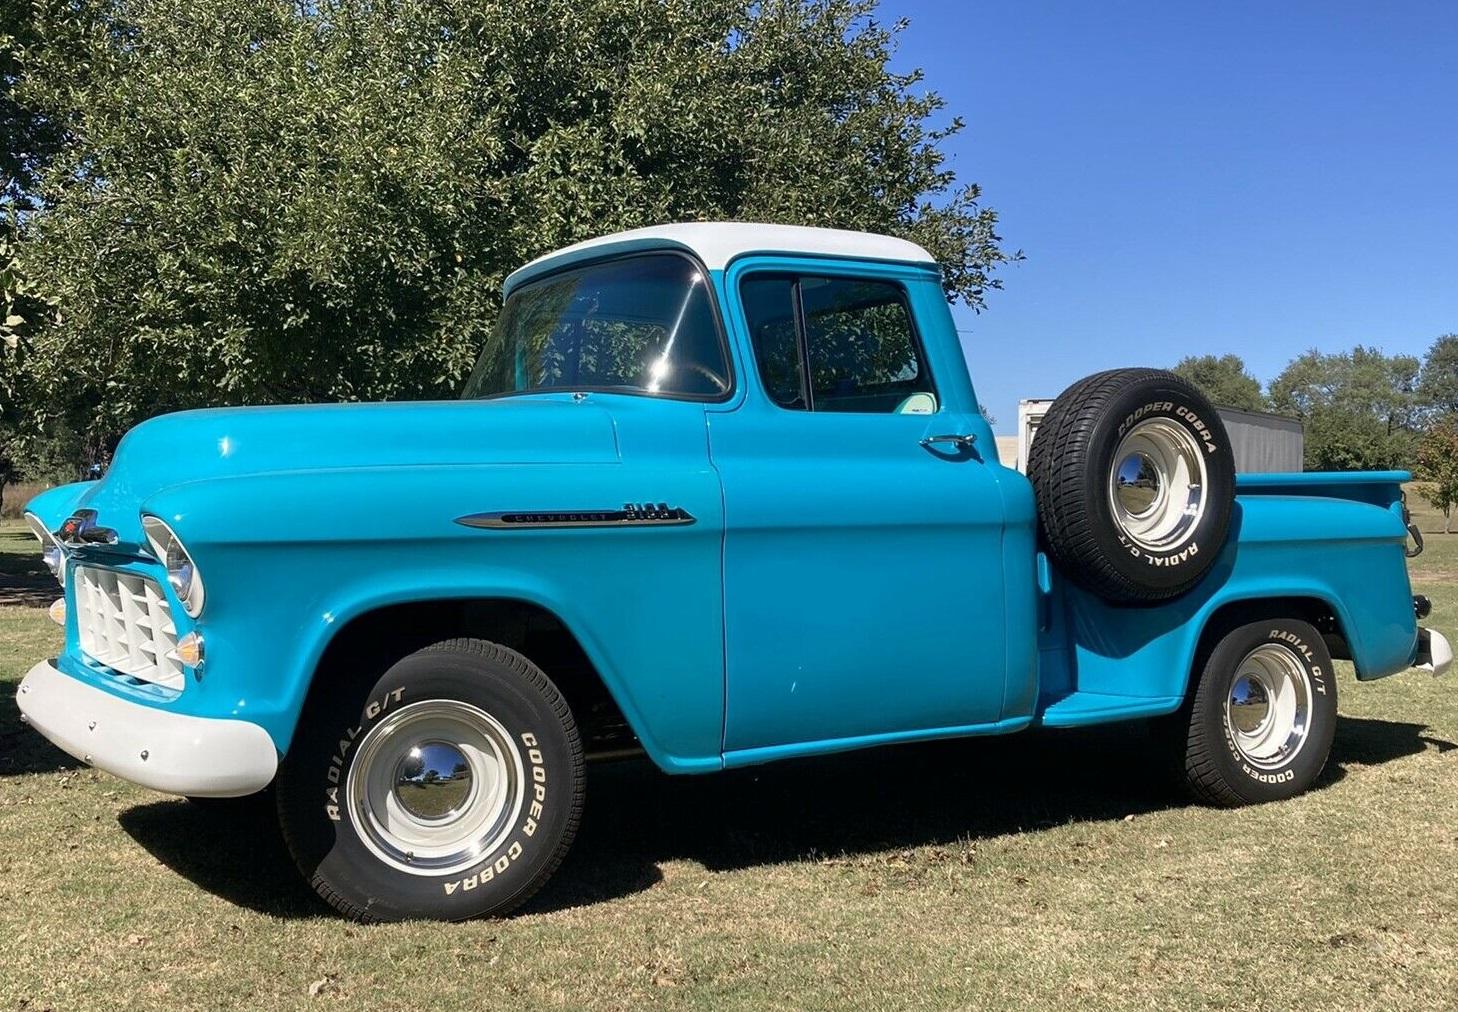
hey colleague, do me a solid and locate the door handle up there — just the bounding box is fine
[919,433,979,450]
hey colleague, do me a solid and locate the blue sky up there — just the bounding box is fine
[876,1,1458,431]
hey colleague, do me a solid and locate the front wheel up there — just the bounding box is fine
[276,638,584,921]
[1181,618,1338,806]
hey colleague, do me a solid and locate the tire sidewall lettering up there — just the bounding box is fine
[321,692,552,898]
[441,728,548,897]
[280,641,584,921]
[1218,627,1333,788]
[1268,628,1329,696]
[1116,400,1174,439]
[1098,387,1231,588]
[1173,403,1219,455]
[1240,764,1294,785]
[1117,532,1204,568]
[1034,370,1235,603]
[1115,399,1218,453]
[323,686,406,821]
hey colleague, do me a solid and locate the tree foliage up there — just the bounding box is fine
[3,1,78,472]
[1417,415,1458,533]
[1,0,1015,469]
[1,0,77,208]
[1419,334,1458,417]
[1268,346,1421,471]
[0,422,20,513]
[1171,354,1265,412]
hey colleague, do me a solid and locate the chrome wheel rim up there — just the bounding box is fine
[1108,418,1207,552]
[346,699,524,876]
[1225,643,1313,770]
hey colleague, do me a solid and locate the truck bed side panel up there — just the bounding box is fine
[1037,491,1418,723]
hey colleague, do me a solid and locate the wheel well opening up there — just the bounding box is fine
[1191,595,1351,695]
[311,599,636,756]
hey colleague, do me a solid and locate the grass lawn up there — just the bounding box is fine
[2,502,1456,1010]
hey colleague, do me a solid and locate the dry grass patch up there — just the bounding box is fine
[1,483,54,520]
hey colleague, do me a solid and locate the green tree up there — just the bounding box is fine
[3,0,82,451]
[1,227,64,475]
[1419,334,1458,416]
[1269,346,1422,471]
[0,424,19,515]
[3,0,88,382]
[7,0,1016,466]
[2,0,77,207]
[1416,416,1458,533]
[1171,354,1265,412]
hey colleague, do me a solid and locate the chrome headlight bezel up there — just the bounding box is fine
[23,512,65,585]
[141,515,205,617]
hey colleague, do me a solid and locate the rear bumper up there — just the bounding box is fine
[16,659,278,797]
[1415,628,1453,677]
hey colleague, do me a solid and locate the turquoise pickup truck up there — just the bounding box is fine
[19,223,1450,922]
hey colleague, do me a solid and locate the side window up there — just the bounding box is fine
[740,276,806,408]
[801,277,931,413]
[739,274,935,414]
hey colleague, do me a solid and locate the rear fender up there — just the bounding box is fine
[1047,497,1419,708]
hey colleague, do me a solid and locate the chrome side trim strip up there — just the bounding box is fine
[455,504,696,530]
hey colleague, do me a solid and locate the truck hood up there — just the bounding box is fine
[35,398,620,540]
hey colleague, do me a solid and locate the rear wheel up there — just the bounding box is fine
[276,638,584,921]
[1182,618,1337,805]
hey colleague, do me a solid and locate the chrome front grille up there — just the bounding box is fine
[73,566,184,690]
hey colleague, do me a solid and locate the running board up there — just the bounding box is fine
[1037,692,1184,728]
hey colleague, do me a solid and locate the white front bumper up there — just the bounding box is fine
[17,659,278,797]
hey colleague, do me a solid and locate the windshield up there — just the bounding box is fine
[462,253,731,400]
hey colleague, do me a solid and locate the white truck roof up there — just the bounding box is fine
[503,222,937,296]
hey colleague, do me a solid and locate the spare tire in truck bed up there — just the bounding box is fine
[1027,368,1236,603]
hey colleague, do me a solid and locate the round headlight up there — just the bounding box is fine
[165,538,195,598]
[142,515,205,617]
[23,513,65,584]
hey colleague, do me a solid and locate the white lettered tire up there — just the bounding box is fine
[1182,618,1338,805]
[276,638,584,921]
[1027,368,1236,603]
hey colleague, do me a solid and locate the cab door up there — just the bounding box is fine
[708,259,1024,760]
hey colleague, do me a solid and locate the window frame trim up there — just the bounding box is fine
[737,269,941,415]
[467,248,738,405]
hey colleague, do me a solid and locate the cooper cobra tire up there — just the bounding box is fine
[276,638,584,922]
[1182,618,1337,806]
[1027,368,1235,602]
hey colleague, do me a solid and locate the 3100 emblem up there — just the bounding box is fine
[455,503,696,530]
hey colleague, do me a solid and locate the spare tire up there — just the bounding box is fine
[1027,368,1235,603]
